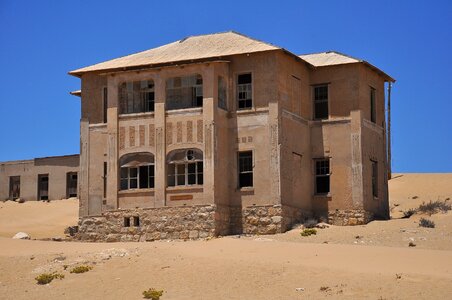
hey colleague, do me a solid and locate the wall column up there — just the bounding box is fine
[351,110,364,208]
[154,76,166,207]
[106,76,119,210]
[79,118,89,217]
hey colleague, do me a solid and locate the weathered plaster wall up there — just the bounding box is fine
[0,155,79,201]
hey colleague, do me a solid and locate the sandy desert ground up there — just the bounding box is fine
[0,173,451,299]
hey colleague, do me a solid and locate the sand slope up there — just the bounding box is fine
[0,173,451,299]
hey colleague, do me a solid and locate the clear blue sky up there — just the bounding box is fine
[0,0,451,172]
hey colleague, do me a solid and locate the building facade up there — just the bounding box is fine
[0,155,79,201]
[69,32,394,241]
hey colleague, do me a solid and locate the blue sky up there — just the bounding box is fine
[0,0,451,172]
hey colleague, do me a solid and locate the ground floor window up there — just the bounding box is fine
[167,149,203,187]
[119,152,155,190]
[315,159,330,194]
[238,151,253,188]
[38,174,49,200]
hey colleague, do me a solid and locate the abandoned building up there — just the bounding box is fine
[68,31,394,241]
[0,155,79,201]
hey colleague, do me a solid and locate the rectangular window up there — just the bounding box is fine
[238,151,253,188]
[103,162,107,198]
[103,87,108,123]
[124,217,130,227]
[237,73,252,109]
[315,159,330,194]
[166,74,203,110]
[371,160,378,198]
[120,165,154,190]
[218,76,227,110]
[167,161,203,187]
[9,176,20,200]
[119,80,154,114]
[370,87,376,123]
[133,216,140,227]
[313,85,328,120]
[38,174,49,200]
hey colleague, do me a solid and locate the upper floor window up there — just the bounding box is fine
[237,73,252,109]
[315,158,330,194]
[119,152,154,190]
[313,85,328,120]
[370,87,376,123]
[166,74,203,110]
[218,76,227,110]
[238,151,253,188]
[167,149,203,186]
[119,80,154,114]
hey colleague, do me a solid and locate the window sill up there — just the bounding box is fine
[166,107,203,116]
[238,187,254,192]
[119,112,155,119]
[118,188,155,195]
[166,185,203,192]
[235,107,269,115]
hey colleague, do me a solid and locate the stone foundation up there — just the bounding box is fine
[76,204,369,242]
[328,209,373,226]
[76,205,217,242]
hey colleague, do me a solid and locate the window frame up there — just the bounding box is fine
[236,72,253,110]
[118,80,155,115]
[238,150,254,188]
[314,158,331,195]
[120,163,155,191]
[166,74,203,110]
[312,84,329,120]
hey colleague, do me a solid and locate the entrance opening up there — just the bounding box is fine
[38,174,49,200]
[9,176,20,200]
[66,172,78,198]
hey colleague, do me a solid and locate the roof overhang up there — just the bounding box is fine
[70,90,81,97]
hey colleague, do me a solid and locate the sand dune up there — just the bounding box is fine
[0,173,451,299]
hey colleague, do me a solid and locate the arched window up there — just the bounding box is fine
[119,152,154,190]
[119,80,154,114]
[166,74,203,110]
[167,149,203,186]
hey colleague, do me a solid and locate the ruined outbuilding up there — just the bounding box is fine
[69,31,394,241]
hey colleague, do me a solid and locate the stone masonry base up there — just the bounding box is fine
[76,205,372,242]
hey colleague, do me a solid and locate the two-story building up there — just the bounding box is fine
[69,31,394,241]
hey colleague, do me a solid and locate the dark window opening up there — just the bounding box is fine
[119,80,155,114]
[370,87,376,123]
[166,74,203,110]
[103,87,108,123]
[9,176,20,200]
[371,160,378,198]
[315,159,330,194]
[38,174,49,200]
[133,216,140,227]
[314,85,328,120]
[167,149,203,187]
[66,172,78,198]
[237,73,252,109]
[124,217,130,227]
[238,151,253,188]
[103,162,107,198]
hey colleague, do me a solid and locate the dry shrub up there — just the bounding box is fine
[418,200,451,215]
[300,228,317,236]
[142,288,164,300]
[419,218,435,228]
[35,272,65,285]
[70,265,93,274]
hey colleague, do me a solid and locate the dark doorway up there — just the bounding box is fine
[38,174,49,200]
[9,176,20,200]
[66,172,78,198]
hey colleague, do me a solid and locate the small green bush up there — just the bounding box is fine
[35,272,65,285]
[142,288,164,300]
[418,200,451,215]
[300,228,317,236]
[70,265,93,274]
[419,218,435,228]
